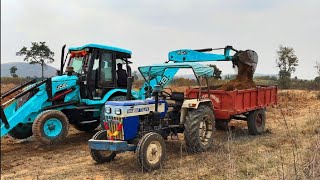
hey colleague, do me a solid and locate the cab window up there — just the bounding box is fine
[99,52,114,84]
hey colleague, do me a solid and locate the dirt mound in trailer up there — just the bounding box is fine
[218,61,256,91]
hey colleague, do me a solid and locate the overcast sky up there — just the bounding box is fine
[1,0,320,79]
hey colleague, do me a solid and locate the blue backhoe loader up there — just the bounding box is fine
[1,44,138,144]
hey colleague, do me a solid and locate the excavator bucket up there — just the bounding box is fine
[232,50,258,73]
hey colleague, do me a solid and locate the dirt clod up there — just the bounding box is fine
[218,61,256,90]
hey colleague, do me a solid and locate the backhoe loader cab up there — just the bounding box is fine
[1,44,137,144]
[64,44,132,99]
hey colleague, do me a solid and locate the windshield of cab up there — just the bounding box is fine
[69,57,83,73]
[68,50,90,74]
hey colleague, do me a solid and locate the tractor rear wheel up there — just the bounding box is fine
[8,123,33,139]
[32,110,69,144]
[136,132,166,171]
[184,105,215,152]
[90,130,116,163]
[247,109,266,135]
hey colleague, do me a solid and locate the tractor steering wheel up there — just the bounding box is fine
[160,91,172,100]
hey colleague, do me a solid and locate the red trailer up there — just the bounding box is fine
[185,86,278,134]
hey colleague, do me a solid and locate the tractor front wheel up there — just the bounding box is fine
[32,110,69,144]
[8,123,33,139]
[136,132,166,171]
[247,109,266,135]
[90,130,116,163]
[184,105,215,152]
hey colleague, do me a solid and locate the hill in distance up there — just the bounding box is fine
[1,62,57,78]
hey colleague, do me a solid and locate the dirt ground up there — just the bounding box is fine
[1,87,319,179]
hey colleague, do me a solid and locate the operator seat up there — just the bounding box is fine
[171,92,184,108]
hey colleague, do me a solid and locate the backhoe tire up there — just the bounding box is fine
[247,109,266,135]
[136,132,166,171]
[184,105,215,152]
[90,130,116,163]
[8,123,33,139]
[72,121,99,132]
[32,110,69,145]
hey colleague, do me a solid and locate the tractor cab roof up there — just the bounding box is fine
[68,44,132,55]
[138,62,214,80]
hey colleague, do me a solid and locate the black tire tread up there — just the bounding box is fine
[247,109,266,135]
[8,123,33,139]
[184,105,215,152]
[32,110,69,144]
[136,132,166,171]
[90,130,116,163]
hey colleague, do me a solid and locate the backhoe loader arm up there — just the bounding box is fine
[168,46,237,63]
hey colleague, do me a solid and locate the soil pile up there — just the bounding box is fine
[218,60,256,91]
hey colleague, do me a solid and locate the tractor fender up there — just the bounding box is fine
[179,99,213,124]
[104,89,139,102]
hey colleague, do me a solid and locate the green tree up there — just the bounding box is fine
[16,42,54,78]
[208,64,222,79]
[9,66,18,77]
[276,45,298,89]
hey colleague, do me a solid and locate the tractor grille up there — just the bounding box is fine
[106,116,124,140]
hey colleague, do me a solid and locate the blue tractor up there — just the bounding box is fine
[89,63,217,171]
[1,44,138,144]
[88,46,258,171]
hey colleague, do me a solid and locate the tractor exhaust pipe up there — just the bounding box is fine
[152,85,161,112]
[126,76,133,100]
[60,44,66,75]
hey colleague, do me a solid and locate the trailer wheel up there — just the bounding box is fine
[215,120,229,131]
[184,105,215,152]
[8,123,33,139]
[136,132,166,171]
[32,110,69,144]
[90,130,117,163]
[247,109,266,135]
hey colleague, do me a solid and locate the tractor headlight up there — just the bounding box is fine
[115,108,122,115]
[105,107,111,114]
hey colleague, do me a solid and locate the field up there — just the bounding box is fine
[1,84,319,179]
